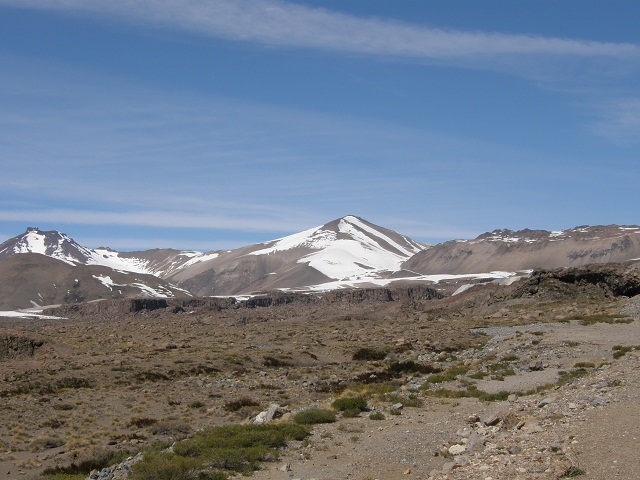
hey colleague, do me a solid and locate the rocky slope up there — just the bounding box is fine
[0,253,190,310]
[404,225,640,275]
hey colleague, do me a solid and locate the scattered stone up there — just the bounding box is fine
[466,432,486,454]
[448,444,466,456]
[538,397,554,408]
[529,360,544,371]
[484,409,510,427]
[252,403,287,425]
[467,414,480,424]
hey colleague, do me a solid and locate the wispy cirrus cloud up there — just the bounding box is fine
[3,0,639,69]
[590,98,640,146]
[0,208,316,235]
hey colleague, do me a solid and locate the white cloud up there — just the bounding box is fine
[3,0,639,67]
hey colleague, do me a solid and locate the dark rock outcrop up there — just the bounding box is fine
[515,263,640,299]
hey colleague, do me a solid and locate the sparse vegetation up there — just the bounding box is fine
[369,411,385,420]
[422,364,470,385]
[3,269,639,478]
[223,397,260,412]
[572,314,632,325]
[558,465,586,477]
[126,417,158,428]
[380,392,423,407]
[42,447,119,477]
[612,345,640,359]
[293,409,336,425]
[352,347,388,361]
[263,356,291,367]
[131,423,309,480]
[151,420,191,437]
[331,396,368,412]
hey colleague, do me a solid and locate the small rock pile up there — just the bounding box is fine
[429,359,632,479]
[85,453,142,480]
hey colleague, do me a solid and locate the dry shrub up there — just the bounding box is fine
[126,416,158,428]
[151,420,191,438]
[223,397,260,412]
[29,436,65,452]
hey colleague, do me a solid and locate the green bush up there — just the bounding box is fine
[422,364,469,385]
[130,451,201,480]
[369,411,385,420]
[131,424,309,480]
[352,347,388,361]
[293,409,336,425]
[341,408,361,418]
[331,396,367,412]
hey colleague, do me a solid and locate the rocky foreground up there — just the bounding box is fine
[245,296,640,480]
[2,264,640,480]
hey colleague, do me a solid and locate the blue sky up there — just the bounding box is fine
[1,0,639,251]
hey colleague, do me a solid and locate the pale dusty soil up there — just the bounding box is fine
[250,317,640,480]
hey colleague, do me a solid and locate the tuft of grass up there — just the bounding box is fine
[29,436,65,452]
[425,386,510,402]
[341,408,361,418]
[387,361,440,375]
[352,347,388,361]
[573,314,632,326]
[422,364,469,385]
[293,409,336,425]
[126,417,158,428]
[42,447,119,477]
[223,397,260,412]
[263,356,291,367]
[559,465,586,477]
[369,411,385,420]
[487,361,516,380]
[151,420,191,438]
[573,362,595,369]
[380,393,423,408]
[612,345,640,359]
[331,396,368,412]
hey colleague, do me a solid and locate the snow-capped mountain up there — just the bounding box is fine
[1,227,98,265]
[0,253,191,310]
[403,225,640,275]
[0,228,193,309]
[3,219,640,310]
[166,215,426,295]
[0,227,209,277]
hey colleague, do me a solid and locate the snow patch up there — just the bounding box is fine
[0,310,65,320]
[93,274,114,291]
[176,252,220,269]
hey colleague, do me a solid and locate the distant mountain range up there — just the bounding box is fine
[1,216,640,310]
